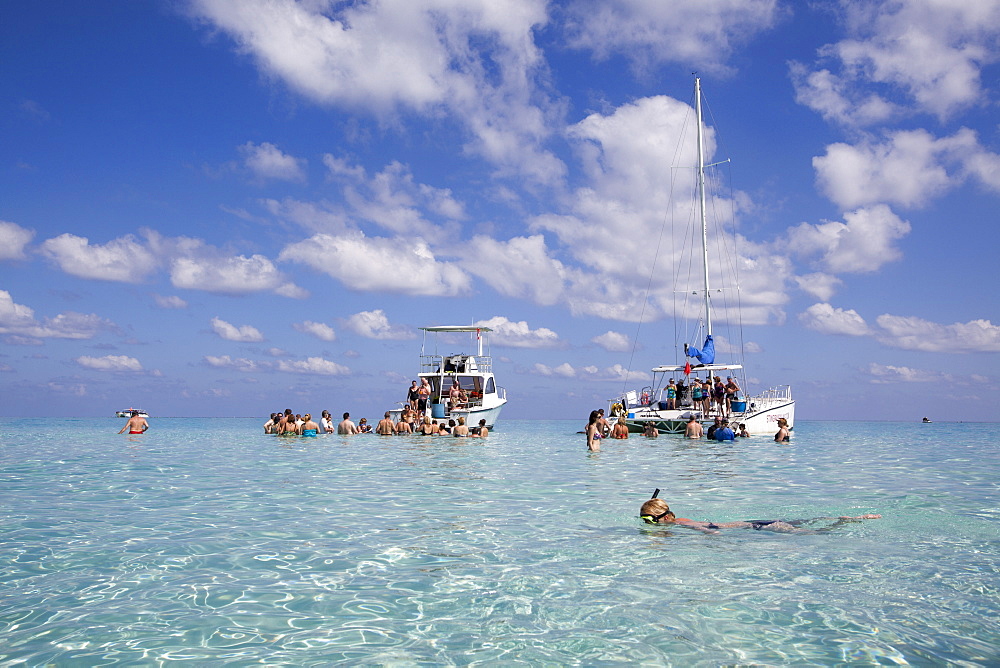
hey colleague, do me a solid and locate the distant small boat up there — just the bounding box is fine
[116,408,149,418]
[922,417,933,423]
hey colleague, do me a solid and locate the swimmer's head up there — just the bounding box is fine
[640,497,675,524]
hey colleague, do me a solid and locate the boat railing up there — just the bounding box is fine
[750,385,793,403]
[419,354,492,374]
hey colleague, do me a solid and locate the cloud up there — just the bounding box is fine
[40,233,158,283]
[565,0,781,74]
[239,141,306,182]
[461,235,568,306]
[867,362,942,384]
[0,290,113,341]
[798,303,871,336]
[188,0,564,183]
[474,316,561,348]
[530,361,651,382]
[874,314,1000,353]
[343,310,413,340]
[279,232,470,297]
[276,356,350,375]
[153,294,188,309]
[210,316,264,342]
[75,355,143,372]
[813,129,1000,210]
[532,362,577,378]
[790,1,1000,124]
[795,273,843,301]
[786,205,910,274]
[171,254,304,296]
[0,221,35,260]
[325,157,465,241]
[591,330,630,352]
[204,355,261,371]
[293,320,336,341]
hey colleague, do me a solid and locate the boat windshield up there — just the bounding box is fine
[427,375,482,398]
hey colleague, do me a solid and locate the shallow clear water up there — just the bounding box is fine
[1,418,997,665]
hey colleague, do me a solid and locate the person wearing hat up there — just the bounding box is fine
[639,490,880,534]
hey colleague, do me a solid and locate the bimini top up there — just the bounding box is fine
[420,326,493,333]
[650,363,743,374]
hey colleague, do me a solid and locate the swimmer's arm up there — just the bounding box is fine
[118,425,127,434]
[674,519,721,535]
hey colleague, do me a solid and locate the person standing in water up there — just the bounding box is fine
[586,410,601,452]
[118,411,148,434]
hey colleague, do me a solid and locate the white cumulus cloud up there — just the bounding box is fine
[40,233,158,283]
[0,221,35,260]
[343,310,414,340]
[75,355,143,372]
[293,320,336,341]
[277,356,350,375]
[874,314,1000,353]
[279,232,470,297]
[0,290,113,341]
[239,141,306,182]
[786,205,911,274]
[210,317,264,342]
[591,330,630,352]
[474,316,561,348]
[799,303,871,336]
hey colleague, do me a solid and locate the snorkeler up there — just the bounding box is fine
[638,489,881,534]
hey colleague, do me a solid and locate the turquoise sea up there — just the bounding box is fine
[1,418,997,665]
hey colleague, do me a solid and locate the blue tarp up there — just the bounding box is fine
[686,334,715,365]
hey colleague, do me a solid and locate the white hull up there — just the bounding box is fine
[389,399,506,430]
[621,387,794,436]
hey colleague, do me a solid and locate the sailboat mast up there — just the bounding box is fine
[695,77,712,339]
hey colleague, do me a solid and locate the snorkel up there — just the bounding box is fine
[640,489,665,524]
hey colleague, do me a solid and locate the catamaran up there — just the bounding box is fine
[390,326,508,429]
[609,78,795,435]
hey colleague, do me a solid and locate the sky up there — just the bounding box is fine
[1,0,999,421]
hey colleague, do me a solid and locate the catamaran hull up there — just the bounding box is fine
[622,399,795,436]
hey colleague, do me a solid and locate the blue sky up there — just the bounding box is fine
[2,0,998,421]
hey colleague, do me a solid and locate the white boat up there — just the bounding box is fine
[609,78,795,436]
[115,408,149,418]
[390,326,508,429]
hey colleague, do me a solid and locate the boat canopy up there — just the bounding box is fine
[650,363,743,374]
[420,326,493,333]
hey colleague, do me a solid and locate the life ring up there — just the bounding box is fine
[640,391,650,405]
[611,403,626,418]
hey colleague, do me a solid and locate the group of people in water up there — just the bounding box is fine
[263,407,489,438]
[585,409,790,451]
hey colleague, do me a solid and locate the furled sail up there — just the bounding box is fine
[685,334,715,365]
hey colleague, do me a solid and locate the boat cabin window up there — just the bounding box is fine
[428,375,482,401]
[485,377,495,395]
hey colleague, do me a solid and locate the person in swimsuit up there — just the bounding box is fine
[586,410,601,451]
[639,491,880,534]
[684,415,703,438]
[611,419,629,439]
[407,381,420,411]
[376,412,395,435]
[643,421,659,438]
[299,414,320,437]
[472,419,488,438]
[118,412,149,434]
[417,379,431,413]
[774,417,790,442]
